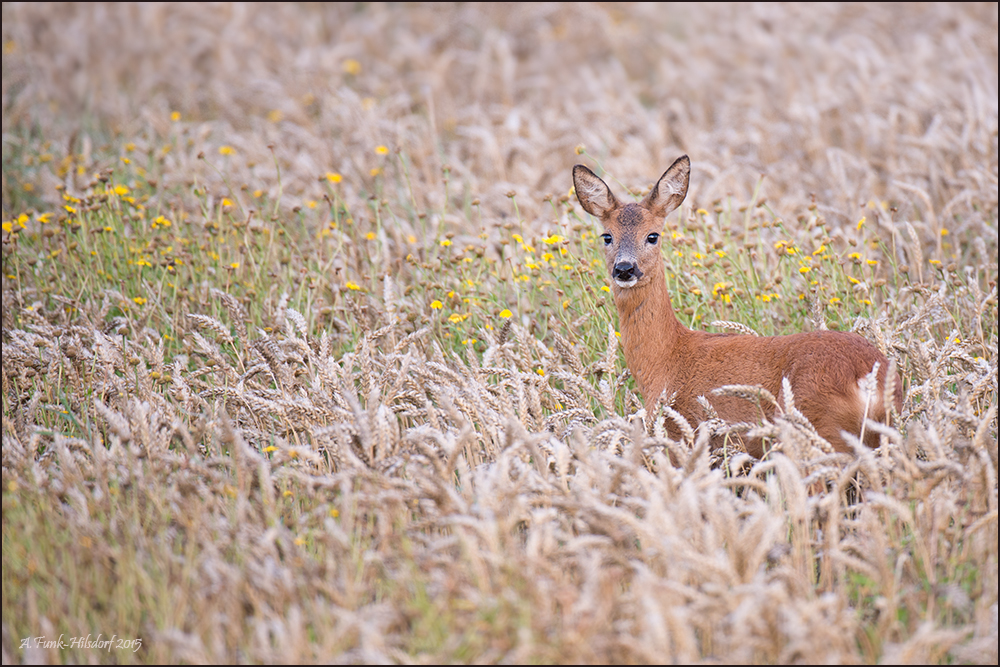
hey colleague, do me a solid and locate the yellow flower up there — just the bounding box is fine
[848,252,862,261]
[343,58,362,75]
[799,266,811,274]
[267,109,284,123]
[829,297,841,305]
[366,232,376,240]
[330,507,340,518]
[696,208,709,216]
[326,172,342,183]
[125,142,136,152]
[133,297,147,305]
[221,198,234,208]
[170,111,181,122]
[447,313,467,324]
[711,282,732,304]
[370,167,381,177]
[512,233,523,244]
[575,144,585,155]
[229,262,240,269]
[812,245,826,256]
[1,221,11,233]
[499,309,513,318]
[219,145,235,156]
[866,259,878,266]
[430,300,443,310]
[346,281,361,291]
[536,368,545,376]
[601,285,611,292]
[542,234,564,245]
[715,250,727,258]
[856,216,866,230]
[440,239,452,247]
[375,145,389,155]
[253,189,264,198]
[940,228,949,236]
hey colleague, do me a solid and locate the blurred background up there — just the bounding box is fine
[4,2,997,236]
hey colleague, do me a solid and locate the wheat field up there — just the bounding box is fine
[2,3,998,663]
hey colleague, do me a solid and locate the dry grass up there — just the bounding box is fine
[2,3,998,663]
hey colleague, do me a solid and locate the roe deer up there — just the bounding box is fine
[573,156,902,457]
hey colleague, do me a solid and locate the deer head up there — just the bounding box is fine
[573,156,690,289]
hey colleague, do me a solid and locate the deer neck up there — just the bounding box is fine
[612,266,686,401]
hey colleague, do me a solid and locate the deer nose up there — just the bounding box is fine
[613,261,643,282]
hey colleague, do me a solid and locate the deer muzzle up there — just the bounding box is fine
[613,261,643,286]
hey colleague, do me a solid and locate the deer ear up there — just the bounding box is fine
[644,155,690,218]
[573,165,619,218]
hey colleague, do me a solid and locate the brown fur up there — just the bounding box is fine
[574,157,903,457]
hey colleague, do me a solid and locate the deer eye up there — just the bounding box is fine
[646,233,660,244]
[600,234,613,246]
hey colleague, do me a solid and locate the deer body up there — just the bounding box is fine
[574,157,902,457]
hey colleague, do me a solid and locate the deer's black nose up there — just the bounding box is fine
[613,262,643,281]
